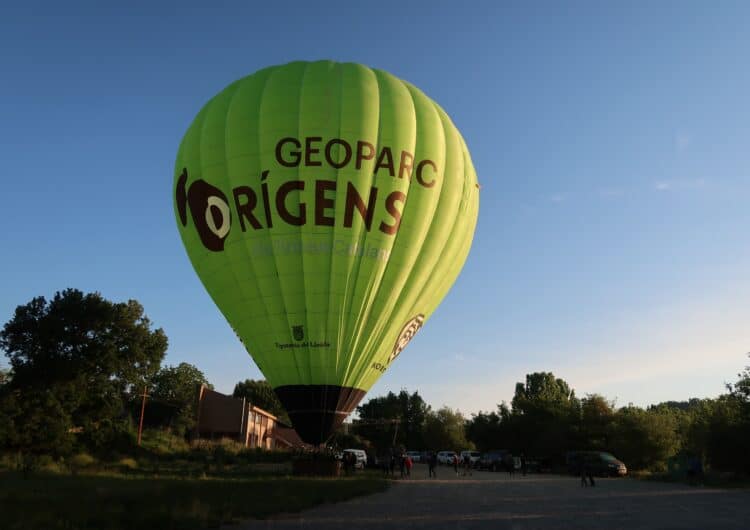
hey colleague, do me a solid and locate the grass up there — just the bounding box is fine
[0,470,389,530]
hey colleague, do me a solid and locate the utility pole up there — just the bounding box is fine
[137,385,148,446]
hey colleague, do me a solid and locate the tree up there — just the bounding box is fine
[0,289,168,451]
[579,394,615,449]
[354,390,431,450]
[423,407,472,451]
[150,362,211,433]
[510,372,580,458]
[512,372,579,414]
[730,354,750,402]
[233,379,288,421]
[610,406,680,471]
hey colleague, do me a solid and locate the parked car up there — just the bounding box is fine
[460,450,481,465]
[342,449,368,469]
[437,451,458,465]
[478,450,512,471]
[566,451,627,477]
[405,451,422,463]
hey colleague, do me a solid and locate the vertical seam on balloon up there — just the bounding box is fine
[250,64,304,388]
[423,131,476,315]
[336,65,375,386]
[347,72,418,389]
[223,73,278,385]
[324,61,344,391]
[339,66,386,389]
[196,86,256,383]
[352,85,448,385]
[400,106,459,319]
[212,81,258,376]
[296,61,314,387]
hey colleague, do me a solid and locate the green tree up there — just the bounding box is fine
[511,372,580,458]
[423,407,472,451]
[150,363,211,434]
[233,379,288,421]
[610,406,680,471]
[579,393,615,449]
[0,289,168,452]
[354,390,430,450]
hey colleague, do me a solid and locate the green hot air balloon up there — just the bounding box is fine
[174,61,479,444]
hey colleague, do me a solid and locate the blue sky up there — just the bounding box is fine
[1,1,748,414]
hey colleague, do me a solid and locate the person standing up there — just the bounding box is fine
[463,454,473,477]
[405,455,413,478]
[428,451,437,478]
[453,453,459,476]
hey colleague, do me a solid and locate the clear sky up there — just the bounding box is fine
[2,1,748,415]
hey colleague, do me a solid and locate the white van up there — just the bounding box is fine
[460,450,481,465]
[437,451,458,465]
[342,448,367,468]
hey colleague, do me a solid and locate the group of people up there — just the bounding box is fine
[380,450,415,478]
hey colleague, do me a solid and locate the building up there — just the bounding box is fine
[195,385,307,449]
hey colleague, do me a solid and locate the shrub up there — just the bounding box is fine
[68,453,96,474]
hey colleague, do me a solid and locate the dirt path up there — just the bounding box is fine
[230,469,750,529]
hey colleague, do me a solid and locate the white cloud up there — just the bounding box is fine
[549,193,567,202]
[654,178,705,192]
[598,188,624,198]
[676,132,692,152]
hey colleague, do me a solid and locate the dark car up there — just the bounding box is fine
[566,451,627,477]
[478,450,512,471]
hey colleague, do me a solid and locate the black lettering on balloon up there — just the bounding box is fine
[379,190,405,235]
[176,168,189,226]
[186,179,232,251]
[276,180,306,225]
[233,186,262,230]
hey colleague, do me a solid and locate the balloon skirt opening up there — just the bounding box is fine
[274,385,366,445]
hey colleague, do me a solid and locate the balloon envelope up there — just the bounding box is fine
[174,61,479,443]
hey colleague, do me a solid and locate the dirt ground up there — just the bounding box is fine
[231,467,750,530]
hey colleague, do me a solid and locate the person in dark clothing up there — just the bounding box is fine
[579,460,588,487]
[463,454,473,477]
[399,454,406,478]
[428,452,438,478]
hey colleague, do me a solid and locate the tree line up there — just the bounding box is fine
[1,289,748,476]
[342,369,750,474]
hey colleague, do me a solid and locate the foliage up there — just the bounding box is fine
[0,289,167,458]
[354,389,430,450]
[232,379,288,421]
[609,406,680,471]
[422,407,472,451]
[149,362,211,434]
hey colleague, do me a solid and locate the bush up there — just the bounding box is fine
[68,453,96,473]
[117,457,138,471]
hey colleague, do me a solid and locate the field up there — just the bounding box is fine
[0,432,387,530]
[0,470,387,530]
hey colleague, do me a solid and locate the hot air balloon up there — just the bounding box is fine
[174,61,479,444]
